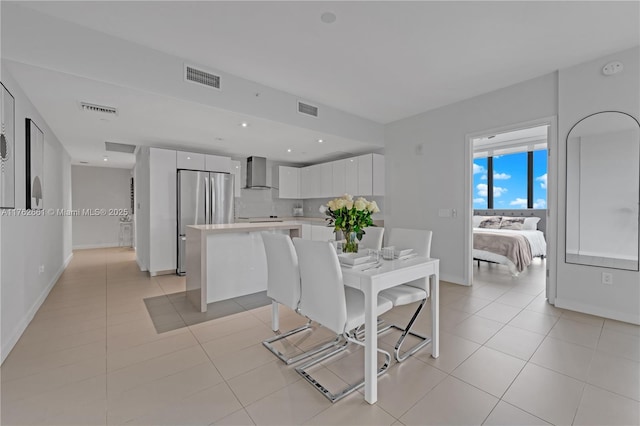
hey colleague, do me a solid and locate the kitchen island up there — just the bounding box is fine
[185,222,302,312]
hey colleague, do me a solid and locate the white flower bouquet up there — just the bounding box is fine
[321,194,379,252]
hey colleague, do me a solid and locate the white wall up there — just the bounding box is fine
[71,165,132,249]
[385,73,557,284]
[556,47,640,324]
[0,66,73,363]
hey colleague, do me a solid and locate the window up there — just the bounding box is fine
[473,157,488,209]
[473,150,547,209]
[533,150,547,209]
[494,152,527,208]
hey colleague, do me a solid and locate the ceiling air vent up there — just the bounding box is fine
[105,141,136,154]
[80,102,118,115]
[298,101,319,117]
[185,64,221,89]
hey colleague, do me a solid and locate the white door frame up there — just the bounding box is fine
[464,116,558,302]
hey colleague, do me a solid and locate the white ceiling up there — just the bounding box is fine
[3,1,639,169]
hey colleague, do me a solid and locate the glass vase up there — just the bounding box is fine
[343,231,359,253]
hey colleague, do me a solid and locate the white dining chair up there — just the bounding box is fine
[261,232,340,365]
[358,226,385,251]
[292,238,393,402]
[379,228,433,362]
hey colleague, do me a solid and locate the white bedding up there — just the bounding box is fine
[473,250,519,275]
[473,228,546,276]
[473,228,547,257]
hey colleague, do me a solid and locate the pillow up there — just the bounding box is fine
[478,216,502,229]
[500,217,525,230]
[522,217,541,230]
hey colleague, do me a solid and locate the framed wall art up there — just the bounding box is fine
[26,118,44,210]
[1,82,15,209]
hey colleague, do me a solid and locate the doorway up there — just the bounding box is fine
[464,118,557,304]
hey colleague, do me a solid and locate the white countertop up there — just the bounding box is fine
[187,221,302,234]
[235,216,327,224]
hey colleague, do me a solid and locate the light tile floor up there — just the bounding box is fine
[1,249,639,425]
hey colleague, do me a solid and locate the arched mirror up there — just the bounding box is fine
[566,111,640,271]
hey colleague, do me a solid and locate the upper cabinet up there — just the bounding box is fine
[283,153,384,199]
[332,159,346,196]
[177,151,232,173]
[357,153,385,196]
[372,153,385,196]
[176,151,205,170]
[320,163,333,197]
[279,166,300,199]
[345,157,359,195]
[205,154,232,173]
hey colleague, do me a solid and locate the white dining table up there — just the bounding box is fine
[341,256,440,404]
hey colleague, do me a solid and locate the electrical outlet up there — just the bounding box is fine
[602,272,613,285]
[38,264,44,274]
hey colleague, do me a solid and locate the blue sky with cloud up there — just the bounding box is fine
[473,150,547,209]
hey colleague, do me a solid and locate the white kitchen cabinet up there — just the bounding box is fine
[311,224,335,241]
[372,153,385,196]
[205,154,232,173]
[299,167,311,199]
[332,159,346,196]
[355,153,385,196]
[306,164,321,199]
[301,223,312,240]
[149,148,177,274]
[357,154,373,196]
[345,157,358,196]
[292,154,384,199]
[231,160,241,197]
[176,151,205,170]
[320,163,333,198]
[278,166,300,199]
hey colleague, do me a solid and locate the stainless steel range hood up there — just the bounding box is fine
[245,156,272,189]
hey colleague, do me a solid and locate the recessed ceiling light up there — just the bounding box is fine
[320,12,336,24]
[287,149,292,153]
[318,139,323,143]
[103,157,108,162]
[240,122,249,128]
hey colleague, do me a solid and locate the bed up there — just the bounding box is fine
[473,216,547,276]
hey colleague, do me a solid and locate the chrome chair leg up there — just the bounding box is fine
[295,331,391,403]
[262,320,344,365]
[388,299,431,362]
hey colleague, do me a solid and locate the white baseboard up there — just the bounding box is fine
[72,242,121,250]
[555,297,640,325]
[136,257,148,272]
[1,252,74,364]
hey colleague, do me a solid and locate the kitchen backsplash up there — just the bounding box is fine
[234,188,302,218]
[234,191,384,220]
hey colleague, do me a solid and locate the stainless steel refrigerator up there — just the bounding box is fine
[177,170,234,275]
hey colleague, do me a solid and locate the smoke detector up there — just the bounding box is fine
[602,61,623,76]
